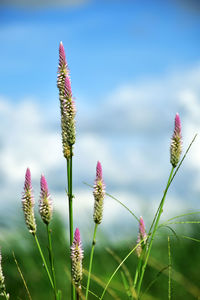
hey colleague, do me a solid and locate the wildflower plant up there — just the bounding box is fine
[57,42,76,299]
[1,42,199,300]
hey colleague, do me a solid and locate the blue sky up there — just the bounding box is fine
[1,0,200,101]
[0,0,200,241]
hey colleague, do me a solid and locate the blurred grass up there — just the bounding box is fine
[0,214,200,300]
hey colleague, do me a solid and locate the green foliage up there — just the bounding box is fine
[1,214,199,300]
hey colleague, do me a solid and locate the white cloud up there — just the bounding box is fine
[0,63,200,237]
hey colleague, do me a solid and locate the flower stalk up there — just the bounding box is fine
[34,234,55,291]
[86,161,105,300]
[22,169,55,294]
[136,166,174,297]
[136,114,182,296]
[133,217,147,289]
[39,174,58,299]
[57,41,76,300]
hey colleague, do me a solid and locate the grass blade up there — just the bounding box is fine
[181,235,200,243]
[100,239,146,299]
[13,252,32,300]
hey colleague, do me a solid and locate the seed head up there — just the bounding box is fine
[136,216,147,257]
[39,174,53,225]
[71,228,84,289]
[22,168,36,234]
[170,113,182,168]
[93,161,106,224]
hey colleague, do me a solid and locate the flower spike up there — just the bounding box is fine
[22,168,36,234]
[93,161,106,224]
[57,41,76,159]
[136,216,147,257]
[39,174,53,225]
[57,41,68,90]
[71,228,84,289]
[170,113,182,168]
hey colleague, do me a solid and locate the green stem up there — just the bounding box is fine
[33,234,54,290]
[136,167,174,297]
[133,251,143,289]
[85,223,98,300]
[47,225,58,299]
[67,156,74,245]
[66,149,75,300]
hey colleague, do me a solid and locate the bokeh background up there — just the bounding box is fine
[0,1,200,299]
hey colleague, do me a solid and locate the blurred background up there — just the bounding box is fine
[0,0,200,299]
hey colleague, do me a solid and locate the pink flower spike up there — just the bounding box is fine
[74,227,81,244]
[96,161,103,181]
[136,216,147,258]
[40,174,49,196]
[39,174,53,225]
[58,41,67,72]
[170,113,182,168]
[24,168,32,191]
[93,161,106,224]
[71,228,84,288]
[57,41,69,91]
[175,113,181,135]
[139,216,147,241]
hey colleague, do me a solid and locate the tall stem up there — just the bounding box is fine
[133,251,144,289]
[67,155,74,245]
[85,223,98,300]
[66,148,75,300]
[33,234,54,290]
[47,225,58,299]
[136,167,174,297]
